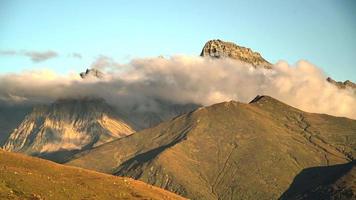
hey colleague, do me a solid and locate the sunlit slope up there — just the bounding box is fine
[0,150,186,200]
[68,95,356,200]
[2,98,135,163]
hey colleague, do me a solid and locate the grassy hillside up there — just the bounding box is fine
[68,95,356,200]
[0,150,186,200]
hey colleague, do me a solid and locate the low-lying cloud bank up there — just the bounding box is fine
[0,56,355,119]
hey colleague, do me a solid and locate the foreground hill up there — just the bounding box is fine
[0,150,186,200]
[68,95,356,200]
[2,98,135,163]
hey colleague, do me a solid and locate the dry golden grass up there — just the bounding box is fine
[0,150,186,200]
[68,96,356,200]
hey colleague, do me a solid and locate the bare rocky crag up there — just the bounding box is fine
[201,39,356,90]
[68,95,356,200]
[327,77,356,90]
[80,68,104,79]
[2,98,135,163]
[79,68,104,79]
[200,39,273,69]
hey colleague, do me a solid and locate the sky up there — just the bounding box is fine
[0,0,355,81]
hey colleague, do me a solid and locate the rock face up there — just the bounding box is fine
[327,77,356,89]
[2,98,135,162]
[68,95,356,200]
[80,68,104,79]
[200,39,272,69]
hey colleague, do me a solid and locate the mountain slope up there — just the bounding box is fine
[280,161,355,200]
[0,150,186,200]
[123,99,200,130]
[68,95,356,200]
[0,104,32,145]
[201,39,272,69]
[2,98,135,162]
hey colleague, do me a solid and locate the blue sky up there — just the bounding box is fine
[0,0,355,81]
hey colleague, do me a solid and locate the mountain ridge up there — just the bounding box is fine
[68,95,356,199]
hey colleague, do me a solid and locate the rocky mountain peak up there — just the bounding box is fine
[80,68,104,79]
[327,77,356,89]
[200,39,272,69]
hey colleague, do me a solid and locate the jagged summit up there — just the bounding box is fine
[80,68,104,79]
[200,39,272,69]
[327,77,356,89]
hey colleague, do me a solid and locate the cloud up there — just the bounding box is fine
[24,51,58,62]
[0,50,58,62]
[89,55,122,70]
[0,56,355,120]
[0,50,17,55]
[69,53,82,59]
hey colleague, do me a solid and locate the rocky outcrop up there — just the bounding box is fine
[327,77,356,89]
[80,68,104,79]
[2,98,134,162]
[200,39,272,69]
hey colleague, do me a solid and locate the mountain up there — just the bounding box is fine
[201,40,356,90]
[200,39,272,69]
[2,98,135,162]
[80,68,104,79]
[0,149,186,200]
[327,77,356,90]
[280,161,355,200]
[124,99,200,130]
[67,95,356,200]
[79,68,200,130]
[0,103,32,146]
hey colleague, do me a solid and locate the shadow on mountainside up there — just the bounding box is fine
[32,149,83,163]
[279,161,355,200]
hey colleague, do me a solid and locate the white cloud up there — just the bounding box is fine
[0,56,355,119]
